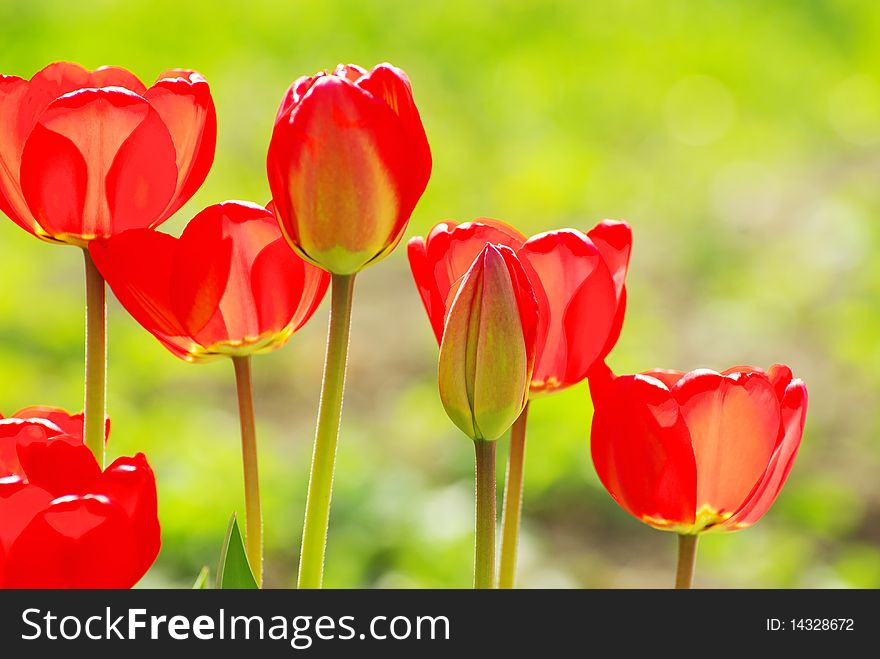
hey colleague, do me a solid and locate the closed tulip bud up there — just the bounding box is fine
[438,244,538,441]
[267,63,432,275]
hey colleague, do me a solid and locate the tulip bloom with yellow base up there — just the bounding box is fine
[588,363,808,588]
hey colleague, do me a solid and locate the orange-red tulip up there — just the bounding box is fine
[589,363,807,533]
[267,63,432,274]
[0,62,216,246]
[409,219,630,396]
[438,245,538,441]
[89,201,329,361]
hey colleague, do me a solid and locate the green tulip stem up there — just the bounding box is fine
[298,273,356,589]
[473,439,497,589]
[233,355,263,587]
[83,249,106,468]
[498,401,529,588]
[675,534,699,589]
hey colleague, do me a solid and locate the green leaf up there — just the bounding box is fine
[192,566,210,589]
[216,513,259,589]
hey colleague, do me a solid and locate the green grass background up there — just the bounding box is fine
[1,0,879,587]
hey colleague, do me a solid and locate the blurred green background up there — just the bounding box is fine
[1,0,879,588]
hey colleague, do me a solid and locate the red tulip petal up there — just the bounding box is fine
[267,75,414,273]
[407,235,438,336]
[587,220,632,299]
[18,121,88,240]
[105,107,179,234]
[725,378,807,528]
[641,368,686,389]
[171,203,237,342]
[97,454,160,580]
[519,229,617,390]
[4,494,139,588]
[0,74,40,235]
[275,74,323,123]
[20,88,177,242]
[0,479,53,557]
[357,63,432,209]
[590,371,697,528]
[89,66,147,94]
[560,255,618,386]
[90,229,191,350]
[767,363,794,401]
[720,364,765,377]
[16,432,101,497]
[145,70,216,220]
[673,370,781,515]
[28,62,145,96]
[0,419,64,476]
[598,284,627,362]
[13,407,85,441]
[252,237,330,336]
[334,64,368,82]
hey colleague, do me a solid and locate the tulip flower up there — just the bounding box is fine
[409,218,630,587]
[0,62,216,246]
[90,201,329,363]
[0,408,159,588]
[267,62,431,588]
[589,363,808,588]
[267,63,431,275]
[437,244,538,588]
[0,61,216,482]
[90,201,329,586]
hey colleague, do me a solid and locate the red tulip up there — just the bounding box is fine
[409,219,630,395]
[89,201,330,362]
[0,407,159,588]
[267,63,432,274]
[0,62,216,246]
[589,363,807,533]
[438,245,538,441]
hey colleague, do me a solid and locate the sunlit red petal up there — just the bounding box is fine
[0,479,53,558]
[672,370,780,515]
[20,88,177,242]
[97,454,160,581]
[16,432,100,497]
[641,368,686,389]
[3,495,139,588]
[357,63,432,209]
[0,419,65,476]
[145,70,216,220]
[589,369,697,527]
[0,74,39,235]
[89,229,190,348]
[725,378,807,528]
[518,229,617,390]
[587,220,632,299]
[251,237,330,336]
